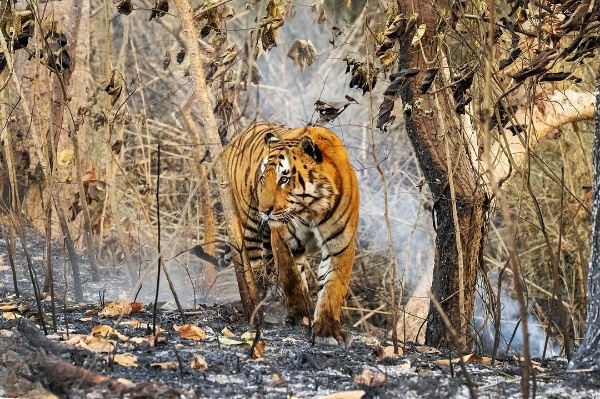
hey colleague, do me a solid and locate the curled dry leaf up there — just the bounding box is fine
[111,353,138,368]
[149,0,168,21]
[99,301,132,317]
[191,354,208,370]
[353,369,387,387]
[252,341,267,359]
[2,311,17,320]
[91,325,128,341]
[115,0,133,15]
[411,24,426,46]
[81,335,115,353]
[150,361,179,370]
[221,327,235,338]
[287,40,317,72]
[177,324,207,340]
[57,149,74,166]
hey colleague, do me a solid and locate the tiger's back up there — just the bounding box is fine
[223,123,359,344]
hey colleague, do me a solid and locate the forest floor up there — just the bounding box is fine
[0,229,599,399]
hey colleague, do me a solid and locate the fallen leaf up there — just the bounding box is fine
[84,309,96,316]
[219,337,245,345]
[81,335,115,353]
[252,341,266,359]
[282,337,298,344]
[221,327,235,338]
[0,304,18,312]
[436,353,491,367]
[191,354,208,370]
[241,331,260,342]
[150,361,179,370]
[177,324,207,340]
[353,369,386,387]
[318,391,366,399]
[122,319,146,328]
[416,345,441,354]
[79,317,93,322]
[111,353,138,368]
[98,301,132,317]
[3,312,17,320]
[91,325,128,341]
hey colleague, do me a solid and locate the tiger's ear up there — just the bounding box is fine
[264,132,279,145]
[300,136,322,162]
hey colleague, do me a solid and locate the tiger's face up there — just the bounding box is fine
[256,134,335,226]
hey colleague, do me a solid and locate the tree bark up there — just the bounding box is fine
[396,0,488,348]
[568,75,600,383]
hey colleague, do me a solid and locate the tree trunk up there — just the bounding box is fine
[568,76,600,382]
[396,0,488,348]
[171,0,261,322]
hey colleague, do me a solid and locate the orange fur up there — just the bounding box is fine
[224,123,359,344]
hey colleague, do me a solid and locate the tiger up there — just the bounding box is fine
[202,123,359,345]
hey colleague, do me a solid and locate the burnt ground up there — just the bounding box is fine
[1,229,600,399]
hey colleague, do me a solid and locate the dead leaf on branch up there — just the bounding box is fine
[419,67,438,94]
[176,48,186,64]
[114,0,133,15]
[103,69,124,106]
[57,149,74,166]
[287,40,317,72]
[149,0,168,21]
[345,58,379,95]
[314,100,350,124]
[163,51,171,70]
[509,49,557,82]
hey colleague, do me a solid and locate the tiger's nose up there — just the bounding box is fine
[259,206,273,220]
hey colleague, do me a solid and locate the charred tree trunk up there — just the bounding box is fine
[396,0,488,348]
[568,76,600,382]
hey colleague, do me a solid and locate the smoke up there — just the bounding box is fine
[473,270,559,358]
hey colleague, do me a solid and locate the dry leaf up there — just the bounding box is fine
[353,369,387,387]
[411,23,426,46]
[150,361,179,370]
[84,309,95,316]
[99,301,132,317]
[122,319,146,328]
[112,353,138,368]
[177,324,207,340]
[436,353,491,367]
[191,354,208,370]
[0,304,18,312]
[3,311,16,320]
[252,341,266,359]
[221,327,235,338]
[91,325,128,341]
[81,336,115,353]
[219,337,245,345]
[57,149,74,166]
[287,40,317,72]
[318,391,366,399]
[416,345,441,354]
[79,317,93,322]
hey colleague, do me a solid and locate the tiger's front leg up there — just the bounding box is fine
[271,228,314,325]
[312,242,355,347]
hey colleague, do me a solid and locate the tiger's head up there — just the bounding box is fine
[256,132,336,226]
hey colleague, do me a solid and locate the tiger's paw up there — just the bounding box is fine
[311,318,352,348]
